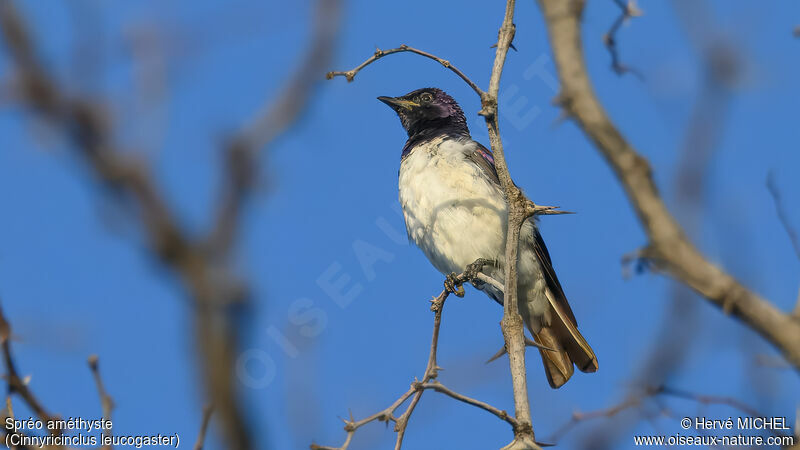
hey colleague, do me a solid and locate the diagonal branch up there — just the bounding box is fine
[208,0,343,255]
[536,0,800,368]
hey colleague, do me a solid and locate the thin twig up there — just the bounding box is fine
[766,172,800,318]
[194,404,214,450]
[419,381,517,427]
[312,284,451,450]
[88,355,114,449]
[327,45,485,99]
[603,0,643,78]
[767,171,800,261]
[312,269,519,450]
[0,301,58,428]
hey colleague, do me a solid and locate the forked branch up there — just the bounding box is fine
[311,269,518,450]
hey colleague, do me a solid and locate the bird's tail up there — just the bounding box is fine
[527,292,598,389]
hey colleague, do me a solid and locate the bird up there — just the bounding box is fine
[378,87,598,388]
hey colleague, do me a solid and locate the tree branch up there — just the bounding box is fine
[0,301,59,429]
[766,172,800,319]
[478,2,543,448]
[193,404,214,450]
[312,270,520,450]
[326,45,484,99]
[0,2,252,447]
[603,0,643,78]
[536,0,800,369]
[87,355,114,449]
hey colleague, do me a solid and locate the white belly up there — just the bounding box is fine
[398,136,550,325]
[398,136,507,273]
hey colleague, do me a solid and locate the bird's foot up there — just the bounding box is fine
[444,272,465,297]
[464,258,494,282]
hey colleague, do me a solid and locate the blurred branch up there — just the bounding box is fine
[766,171,800,319]
[767,172,800,262]
[194,404,214,450]
[603,0,643,78]
[0,301,59,429]
[578,14,740,446]
[312,270,520,450]
[87,355,114,450]
[550,384,793,443]
[536,0,800,370]
[0,1,254,448]
[209,0,343,255]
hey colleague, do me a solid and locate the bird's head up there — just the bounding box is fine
[378,88,468,137]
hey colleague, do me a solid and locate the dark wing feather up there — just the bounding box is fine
[532,229,578,325]
[466,142,501,187]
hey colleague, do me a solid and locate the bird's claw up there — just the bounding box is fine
[444,272,465,297]
[464,258,493,281]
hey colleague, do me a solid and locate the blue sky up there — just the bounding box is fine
[1,0,799,449]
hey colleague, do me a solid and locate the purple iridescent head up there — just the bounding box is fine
[378,88,468,138]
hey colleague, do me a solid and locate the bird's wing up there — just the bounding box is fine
[466,142,501,187]
[532,229,578,325]
[533,228,598,373]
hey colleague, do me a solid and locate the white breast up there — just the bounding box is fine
[398,136,508,275]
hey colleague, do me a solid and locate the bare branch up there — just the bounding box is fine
[478,2,544,449]
[327,44,485,99]
[766,171,800,319]
[87,355,114,449]
[766,171,800,261]
[419,381,517,427]
[536,0,800,369]
[312,269,520,450]
[0,301,58,428]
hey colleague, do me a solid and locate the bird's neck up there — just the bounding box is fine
[402,120,469,159]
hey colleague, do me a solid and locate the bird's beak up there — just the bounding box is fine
[377,96,419,111]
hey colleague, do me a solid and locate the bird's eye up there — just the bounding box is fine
[420,93,433,103]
